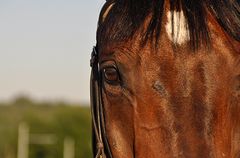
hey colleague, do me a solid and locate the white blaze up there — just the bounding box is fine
[165,11,190,45]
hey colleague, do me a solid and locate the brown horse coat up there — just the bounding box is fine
[94,0,240,157]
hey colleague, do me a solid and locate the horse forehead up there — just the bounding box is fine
[99,8,238,68]
[165,10,190,45]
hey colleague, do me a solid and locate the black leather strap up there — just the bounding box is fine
[90,47,112,158]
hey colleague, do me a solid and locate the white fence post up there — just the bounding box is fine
[17,122,75,158]
[17,123,29,158]
[63,137,75,158]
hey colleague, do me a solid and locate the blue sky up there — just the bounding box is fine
[0,0,105,103]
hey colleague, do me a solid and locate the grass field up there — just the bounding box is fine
[0,96,92,158]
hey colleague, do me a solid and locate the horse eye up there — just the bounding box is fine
[103,67,120,84]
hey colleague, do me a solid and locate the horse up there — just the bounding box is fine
[90,0,240,157]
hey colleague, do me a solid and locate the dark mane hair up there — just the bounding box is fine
[97,0,240,50]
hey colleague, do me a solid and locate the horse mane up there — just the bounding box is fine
[97,0,240,50]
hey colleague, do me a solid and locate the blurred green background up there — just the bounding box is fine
[0,0,105,157]
[0,96,92,158]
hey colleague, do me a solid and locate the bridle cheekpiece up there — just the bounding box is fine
[90,47,112,158]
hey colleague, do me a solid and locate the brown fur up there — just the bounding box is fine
[97,1,240,158]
